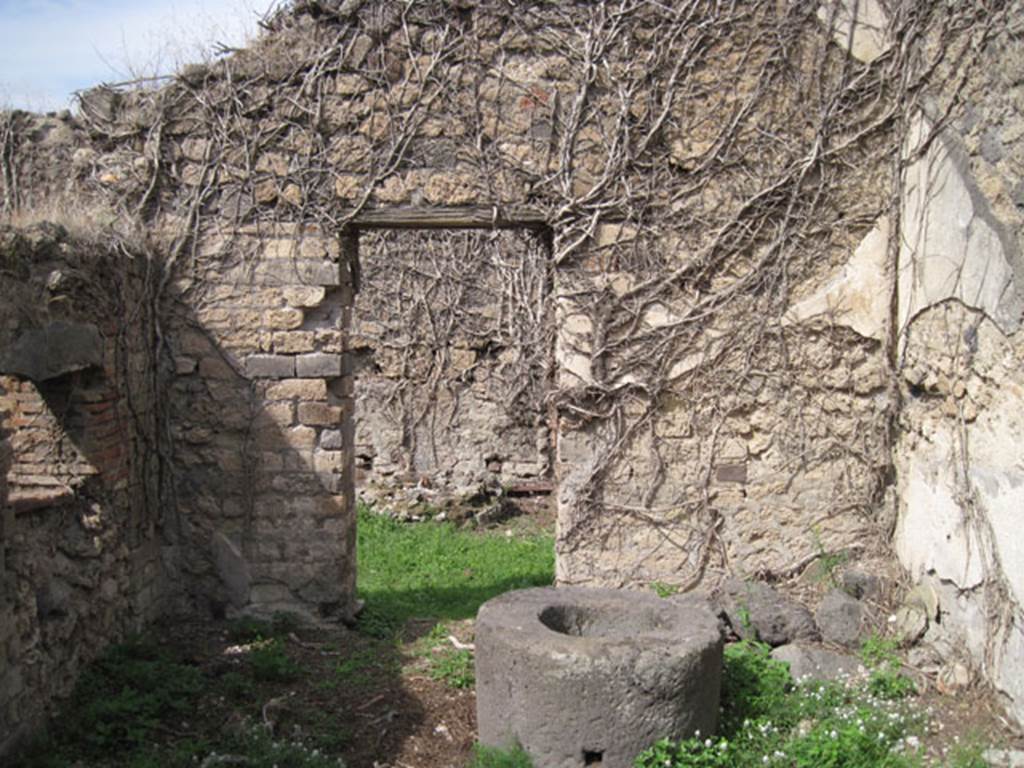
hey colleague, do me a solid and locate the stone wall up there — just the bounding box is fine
[890,15,1024,726]
[0,225,163,757]
[0,0,992,599]
[1,0,1020,727]
[161,224,358,621]
[352,228,552,497]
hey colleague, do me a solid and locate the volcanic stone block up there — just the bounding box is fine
[296,353,341,377]
[476,587,722,768]
[246,354,295,378]
[0,321,102,381]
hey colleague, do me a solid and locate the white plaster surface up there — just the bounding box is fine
[817,0,889,64]
[895,425,986,591]
[785,217,890,340]
[899,116,1023,335]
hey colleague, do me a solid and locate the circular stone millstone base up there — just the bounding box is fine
[475,586,723,768]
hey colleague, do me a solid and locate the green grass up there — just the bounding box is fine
[11,637,206,767]
[416,622,476,689]
[469,742,535,767]
[635,638,935,768]
[356,504,555,637]
[427,647,475,688]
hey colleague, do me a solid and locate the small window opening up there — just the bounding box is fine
[583,749,604,765]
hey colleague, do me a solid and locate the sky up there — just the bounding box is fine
[0,0,276,112]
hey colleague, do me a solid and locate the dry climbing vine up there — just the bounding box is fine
[4,0,1012,590]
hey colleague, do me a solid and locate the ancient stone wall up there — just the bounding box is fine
[0,226,163,757]
[1,0,998,606]
[353,228,552,499]
[160,223,357,621]
[890,14,1024,726]
[1,0,1020,724]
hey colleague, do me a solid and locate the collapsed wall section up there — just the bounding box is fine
[0,225,162,757]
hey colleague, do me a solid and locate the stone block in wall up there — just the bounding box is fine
[198,356,239,379]
[283,286,327,308]
[298,402,342,426]
[272,332,316,354]
[282,426,317,452]
[296,353,341,378]
[319,429,343,450]
[246,355,295,378]
[266,309,305,330]
[266,379,327,401]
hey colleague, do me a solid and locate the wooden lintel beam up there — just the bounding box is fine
[344,206,548,230]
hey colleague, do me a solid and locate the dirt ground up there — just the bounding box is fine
[133,497,1022,768]
[157,615,479,768]
[150,612,1024,768]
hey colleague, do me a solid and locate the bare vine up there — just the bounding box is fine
[8,0,1009,590]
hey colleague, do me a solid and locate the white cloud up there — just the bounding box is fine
[0,0,272,111]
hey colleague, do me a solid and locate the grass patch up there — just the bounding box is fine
[427,647,475,689]
[356,504,554,638]
[469,742,535,767]
[635,639,933,768]
[417,622,476,689]
[12,637,206,767]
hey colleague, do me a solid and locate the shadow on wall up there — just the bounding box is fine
[0,227,165,757]
[159,230,436,767]
[157,227,361,625]
[0,223,432,767]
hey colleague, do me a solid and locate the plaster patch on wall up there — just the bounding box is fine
[895,425,986,591]
[899,115,1024,338]
[959,387,1024,608]
[817,0,890,65]
[785,216,890,340]
[994,622,1024,726]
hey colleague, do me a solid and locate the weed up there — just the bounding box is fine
[220,723,345,767]
[65,638,204,752]
[944,737,989,768]
[860,634,902,668]
[651,581,680,598]
[720,639,794,732]
[860,635,916,700]
[636,640,931,768]
[309,712,353,753]
[469,742,535,768]
[250,638,301,683]
[356,504,553,638]
[810,527,848,588]
[428,647,475,688]
[735,604,753,635]
[221,669,256,701]
[416,622,476,688]
[10,638,204,766]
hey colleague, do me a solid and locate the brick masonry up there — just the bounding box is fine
[0,228,163,756]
